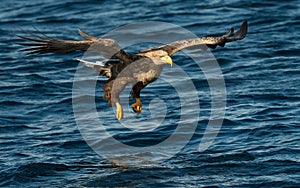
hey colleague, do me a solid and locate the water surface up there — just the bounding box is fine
[1,0,299,187]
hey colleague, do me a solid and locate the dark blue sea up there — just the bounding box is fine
[1,0,299,187]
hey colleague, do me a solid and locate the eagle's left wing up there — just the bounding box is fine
[141,21,248,56]
[17,29,133,62]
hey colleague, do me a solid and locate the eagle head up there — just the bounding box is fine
[141,50,173,66]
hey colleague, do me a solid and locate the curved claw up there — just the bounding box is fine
[131,98,142,114]
[115,102,123,120]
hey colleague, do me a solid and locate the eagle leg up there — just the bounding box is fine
[102,80,114,106]
[132,98,142,114]
[131,82,146,114]
[102,80,124,120]
[107,77,137,120]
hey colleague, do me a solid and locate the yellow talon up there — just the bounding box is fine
[131,98,142,114]
[115,102,123,120]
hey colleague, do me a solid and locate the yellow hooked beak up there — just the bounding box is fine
[161,55,173,66]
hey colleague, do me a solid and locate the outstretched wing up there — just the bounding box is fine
[141,21,248,56]
[17,29,132,62]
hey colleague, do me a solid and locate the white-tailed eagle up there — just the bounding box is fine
[17,21,248,120]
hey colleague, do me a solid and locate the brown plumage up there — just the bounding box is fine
[17,21,248,120]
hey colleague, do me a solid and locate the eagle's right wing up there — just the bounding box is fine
[141,21,248,56]
[17,29,132,62]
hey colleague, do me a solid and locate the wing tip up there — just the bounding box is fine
[227,20,248,42]
[223,27,234,38]
[78,29,97,41]
[242,20,248,30]
[239,20,248,39]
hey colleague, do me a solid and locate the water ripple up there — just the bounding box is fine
[1,0,299,187]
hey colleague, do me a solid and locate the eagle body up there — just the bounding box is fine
[100,57,164,108]
[17,21,248,120]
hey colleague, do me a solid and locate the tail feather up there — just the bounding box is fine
[76,58,112,78]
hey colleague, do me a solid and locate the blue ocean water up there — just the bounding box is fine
[1,0,300,187]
